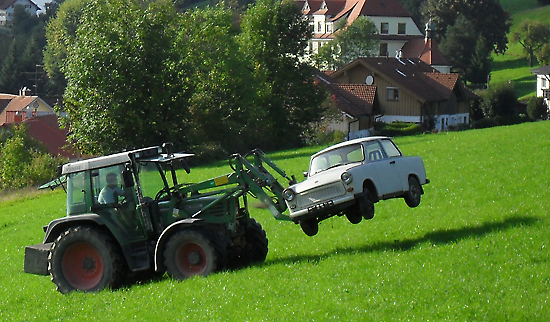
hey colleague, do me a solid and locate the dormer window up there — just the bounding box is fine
[317,21,322,32]
[398,23,406,34]
[380,23,389,34]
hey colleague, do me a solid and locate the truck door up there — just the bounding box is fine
[366,141,402,196]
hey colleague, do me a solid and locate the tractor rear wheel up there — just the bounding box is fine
[164,230,218,280]
[48,226,124,294]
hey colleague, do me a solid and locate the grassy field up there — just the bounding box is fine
[1,121,549,320]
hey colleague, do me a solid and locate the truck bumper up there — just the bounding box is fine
[24,243,52,276]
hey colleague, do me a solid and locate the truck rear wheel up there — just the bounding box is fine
[164,230,218,280]
[48,226,124,294]
[404,177,422,208]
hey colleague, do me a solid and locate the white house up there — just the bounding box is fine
[531,65,550,109]
[0,0,40,26]
[297,0,423,57]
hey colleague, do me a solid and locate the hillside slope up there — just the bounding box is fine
[491,2,550,99]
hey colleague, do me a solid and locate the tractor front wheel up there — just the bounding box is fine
[48,226,124,294]
[164,230,218,280]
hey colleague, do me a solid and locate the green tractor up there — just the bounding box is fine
[24,143,296,293]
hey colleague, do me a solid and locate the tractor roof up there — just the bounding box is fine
[61,146,193,175]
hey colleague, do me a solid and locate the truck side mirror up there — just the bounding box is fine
[122,169,134,188]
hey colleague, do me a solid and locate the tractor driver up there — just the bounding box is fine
[98,172,126,204]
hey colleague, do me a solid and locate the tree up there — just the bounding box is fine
[239,0,326,150]
[536,44,550,66]
[439,15,477,77]
[466,36,493,84]
[314,16,379,70]
[423,0,512,54]
[43,0,88,98]
[510,20,550,67]
[480,81,517,118]
[173,4,257,153]
[62,0,184,154]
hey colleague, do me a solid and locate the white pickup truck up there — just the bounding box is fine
[282,136,429,236]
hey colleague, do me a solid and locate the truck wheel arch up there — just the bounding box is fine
[44,214,108,244]
[362,180,379,202]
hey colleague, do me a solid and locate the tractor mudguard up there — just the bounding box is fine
[43,214,107,243]
[154,218,204,271]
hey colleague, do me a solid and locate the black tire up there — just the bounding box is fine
[358,189,375,220]
[242,218,269,264]
[48,226,124,294]
[300,218,319,237]
[404,176,422,208]
[345,206,362,224]
[164,230,218,280]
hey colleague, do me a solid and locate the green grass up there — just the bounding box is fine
[2,121,550,320]
[490,4,550,99]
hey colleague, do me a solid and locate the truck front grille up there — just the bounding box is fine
[297,183,346,208]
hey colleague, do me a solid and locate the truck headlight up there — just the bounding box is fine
[341,172,353,184]
[282,188,296,201]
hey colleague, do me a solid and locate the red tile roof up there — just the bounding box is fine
[316,70,379,117]
[22,114,73,158]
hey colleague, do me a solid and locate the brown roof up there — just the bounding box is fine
[330,84,378,117]
[402,37,450,66]
[331,57,478,103]
[301,0,413,22]
[0,94,39,125]
[316,70,379,117]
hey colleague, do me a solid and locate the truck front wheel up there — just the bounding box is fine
[48,226,124,294]
[164,230,218,280]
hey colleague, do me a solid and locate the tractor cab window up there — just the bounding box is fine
[66,171,88,215]
[137,161,167,199]
[91,164,127,205]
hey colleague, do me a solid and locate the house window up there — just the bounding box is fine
[386,87,399,101]
[317,21,322,32]
[398,23,406,34]
[379,43,388,56]
[380,23,389,34]
[326,23,332,33]
[542,78,547,89]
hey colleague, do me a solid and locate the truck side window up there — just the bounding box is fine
[380,139,402,157]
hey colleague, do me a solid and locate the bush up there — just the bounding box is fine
[0,125,67,190]
[526,96,548,120]
[375,121,424,137]
[479,82,518,118]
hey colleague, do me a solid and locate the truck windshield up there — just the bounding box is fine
[309,144,364,175]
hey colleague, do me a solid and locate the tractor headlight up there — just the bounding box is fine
[282,188,296,201]
[341,172,353,185]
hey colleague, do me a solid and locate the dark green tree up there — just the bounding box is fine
[44,0,88,98]
[439,15,476,76]
[0,40,23,94]
[239,0,326,149]
[423,0,512,54]
[466,36,493,84]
